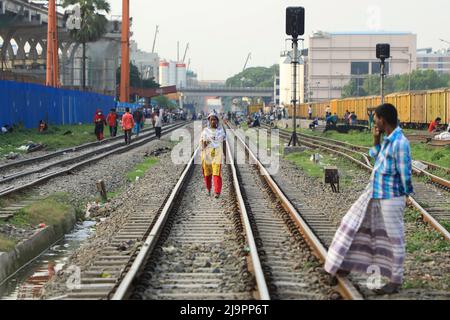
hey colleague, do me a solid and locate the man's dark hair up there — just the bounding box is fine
[125,107,130,112]
[375,103,398,126]
[436,117,442,122]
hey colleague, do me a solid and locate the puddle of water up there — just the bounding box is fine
[0,220,96,300]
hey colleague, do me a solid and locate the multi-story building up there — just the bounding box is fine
[417,48,450,75]
[308,31,417,102]
[130,41,159,81]
[278,50,305,106]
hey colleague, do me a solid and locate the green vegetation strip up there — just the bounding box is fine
[127,157,159,182]
[4,193,73,228]
[296,129,450,169]
[285,151,362,187]
[0,124,98,157]
[0,235,17,252]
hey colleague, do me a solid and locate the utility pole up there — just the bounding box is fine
[120,0,130,103]
[46,0,59,87]
[151,25,159,53]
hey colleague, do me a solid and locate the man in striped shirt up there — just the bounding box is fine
[370,104,414,200]
[369,103,413,294]
[325,104,413,295]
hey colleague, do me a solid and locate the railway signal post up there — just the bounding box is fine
[376,43,390,104]
[286,7,305,147]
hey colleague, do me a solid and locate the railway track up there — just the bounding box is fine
[0,122,187,199]
[259,124,450,241]
[76,125,362,301]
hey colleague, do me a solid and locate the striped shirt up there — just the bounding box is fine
[369,127,414,199]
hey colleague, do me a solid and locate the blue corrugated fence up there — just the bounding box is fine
[0,80,115,128]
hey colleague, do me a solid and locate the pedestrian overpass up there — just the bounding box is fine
[179,86,274,98]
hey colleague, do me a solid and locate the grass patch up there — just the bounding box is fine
[285,151,326,179]
[284,150,360,187]
[6,193,73,228]
[295,128,450,169]
[402,278,430,290]
[0,235,17,252]
[442,221,450,233]
[0,124,99,158]
[405,209,450,253]
[126,157,159,182]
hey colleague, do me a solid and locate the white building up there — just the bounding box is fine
[130,41,159,81]
[159,60,187,88]
[279,50,305,106]
[417,48,450,75]
[308,31,417,102]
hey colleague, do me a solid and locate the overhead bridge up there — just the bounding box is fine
[179,86,274,98]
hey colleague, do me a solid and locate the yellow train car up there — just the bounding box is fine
[426,89,447,125]
[282,88,449,125]
[248,105,263,115]
[395,93,412,123]
[447,90,450,124]
[409,92,427,124]
[331,100,338,115]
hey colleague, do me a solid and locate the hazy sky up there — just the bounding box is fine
[107,0,450,80]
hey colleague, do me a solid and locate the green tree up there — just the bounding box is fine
[152,95,176,109]
[343,70,450,98]
[225,65,279,87]
[63,0,111,89]
[116,62,160,88]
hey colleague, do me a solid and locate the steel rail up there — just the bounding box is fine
[112,129,271,300]
[111,148,199,300]
[228,125,364,300]
[0,123,184,185]
[0,122,188,198]
[265,125,450,189]
[263,126,450,241]
[0,124,161,172]
[225,131,271,300]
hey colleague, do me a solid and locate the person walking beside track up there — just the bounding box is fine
[106,108,118,137]
[325,103,413,295]
[154,111,162,139]
[133,108,144,137]
[200,113,227,199]
[94,109,107,141]
[122,107,135,145]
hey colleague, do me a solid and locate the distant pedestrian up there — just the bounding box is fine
[154,111,162,139]
[350,112,357,125]
[325,106,331,118]
[94,109,107,141]
[325,103,413,295]
[308,106,313,120]
[367,109,375,131]
[106,109,118,137]
[428,117,442,133]
[344,110,350,125]
[121,107,135,145]
[38,120,48,133]
[133,108,144,137]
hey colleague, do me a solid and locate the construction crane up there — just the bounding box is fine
[243,52,251,72]
[182,43,190,63]
[152,25,159,53]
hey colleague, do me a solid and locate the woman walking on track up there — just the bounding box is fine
[200,113,227,199]
[94,109,107,141]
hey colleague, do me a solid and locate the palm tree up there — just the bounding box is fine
[63,0,111,89]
